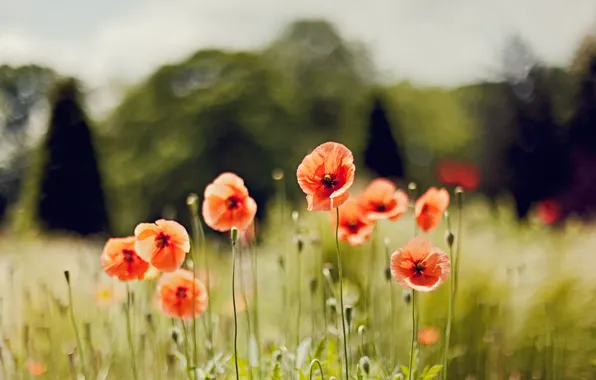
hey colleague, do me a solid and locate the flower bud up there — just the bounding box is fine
[309,277,317,294]
[295,236,304,253]
[359,356,371,375]
[385,267,392,282]
[292,211,299,224]
[186,193,199,215]
[445,231,455,248]
[64,271,70,284]
[402,289,412,305]
[277,256,285,270]
[357,325,366,336]
[272,168,284,181]
[345,305,353,328]
[231,227,238,246]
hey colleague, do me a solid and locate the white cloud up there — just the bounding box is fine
[1,0,595,109]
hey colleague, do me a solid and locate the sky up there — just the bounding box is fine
[0,0,595,91]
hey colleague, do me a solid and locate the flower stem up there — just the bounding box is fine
[296,241,302,347]
[64,271,86,379]
[335,207,350,379]
[309,359,325,380]
[125,283,139,380]
[181,320,193,380]
[250,224,262,374]
[408,290,417,380]
[385,239,396,368]
[231,236,240,380]
[239,245,253,380]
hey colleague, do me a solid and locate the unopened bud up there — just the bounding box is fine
[455,186,464,196]
[277,256,285,270]
[295,236,304,253]
[64,271,70,285]
[357,325,366,336]
[169,327,182,344]
[359,356,371,375]
[326,298,337,313]
[402,290,412,305]
[272,168,284,181]
[309,278,317,294]
[231,227,238,246]
[385,267,392,282]
[292,211,299,224]
[345,306,353,328]
[186,193,199,215]
[408,182,417,192]
[445,231,455,248]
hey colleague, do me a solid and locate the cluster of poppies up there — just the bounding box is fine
[296,141,452,293]
[100,173,258,319]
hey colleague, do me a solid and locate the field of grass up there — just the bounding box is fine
[1,195,596,380]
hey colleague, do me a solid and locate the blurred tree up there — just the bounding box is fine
[265,19,371,156]
[363,94,405,180]
[102,50,293,234]
[0,65,54,223]
[19,78,110,235]
[476,36,571,219]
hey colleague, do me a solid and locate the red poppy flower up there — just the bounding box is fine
[202,173,257,232]
[390,236,450,292]
[332,198,375,246]
[536,199,560,225]
[134,219,190,272]
[100,236,149,281]
[156,269,209,320]
[359,178,409,221]
[415,187,450,233]
[297,142,355,211]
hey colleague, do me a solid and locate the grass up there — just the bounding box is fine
[1,197,596,379]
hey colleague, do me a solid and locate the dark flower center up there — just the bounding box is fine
[176,286,188,299]
[122,249,135,263]
[226,197,240,210]
[322,174,337,189]
[375,204,386,212]
[347,221,360,233]
[413,261,425,275]
[156,232,170,249]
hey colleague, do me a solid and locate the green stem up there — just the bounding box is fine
[64,272,86,379]
[181,321,193,380]
[125,283,139,380]
[232,239,240,380]
[239,246,253,380]
[408,291,417,380]
[442,244,455,380]
[385,241,396,369]
[296,243,302,347]
[335,207,350,379]
[308,359,325,380]
[250,225,262,374]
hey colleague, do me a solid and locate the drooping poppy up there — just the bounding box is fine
[202,172,257,232]
[415,187,450,232]
[134,219,190,272]
[156,269,209,320]
[359,178,409,221]
[390,236,450,292]
[418,326,440,345]
[333,198,375,246]
[100,236,149,281]
[297,142,356,211]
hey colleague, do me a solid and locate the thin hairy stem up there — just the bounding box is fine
[335,207,350,379]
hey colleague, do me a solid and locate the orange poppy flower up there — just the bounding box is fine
[297,142,355,211]
[202,173,257,232]
[415,187,450,232]
[418,326,440,345]
[359,178,409,221]
[100,236,149,281]
[333,198,375,246]
[390,236,450,292]
[27,360,47,376]
[156,269,209,320]
[134,219,190,272]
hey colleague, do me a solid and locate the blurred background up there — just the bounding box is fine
[3,1,596,378]
[1,0,595,236]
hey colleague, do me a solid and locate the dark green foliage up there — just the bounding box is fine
[363,94,405,180]
[35,78,110,235]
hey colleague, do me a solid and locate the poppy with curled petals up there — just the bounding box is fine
[134,220,190,272]
[415,187,450,232]
[202,173,257,232]
[297,142,355,211]
[156,269,209,319]
[359,178,409,221]
[100,236,149,281]
[332,198,375,246]
[390,236,450,292]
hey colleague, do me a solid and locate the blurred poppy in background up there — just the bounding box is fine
[436,159,480,190]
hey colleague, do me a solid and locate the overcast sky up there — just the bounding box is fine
[0,0,595,90]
